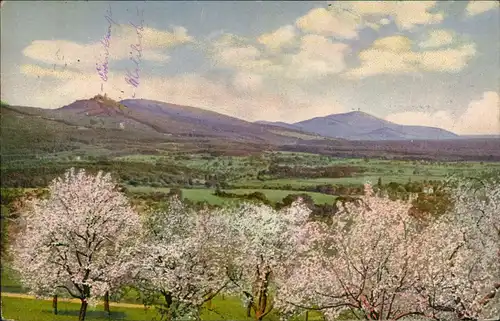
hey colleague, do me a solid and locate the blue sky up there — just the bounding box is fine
[1,0,499,134]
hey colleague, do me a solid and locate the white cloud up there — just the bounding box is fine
[296,7,361,39]
[232,72,263,92]
[207,34,280,74]
[21,25,191,74]
[385,91,500,135]
[419,29,454,48]
[465,1,499,16]
[321,1,443,34]
[283,35,349,79]
[418,44,476,71]
[209,32,348,81]
[218,45,261,64]
[455,91,500,134]
[142,26,193,47]
[379,18,391,25]
[212,33,249,48]
[257,25,296,51]
[344,35,476,78]
[213,45,278,75]
[365,22,382,31]
[348,1,444,31]
[20,64,83,80]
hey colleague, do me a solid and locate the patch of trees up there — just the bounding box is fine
[0,159,211,189]
[258,164,365,179]
[0,188,25,263]
[217,179,455,219]
[379,179,454,216]
[275,193,364,224]
[204,174,228,189]
[231,183,366,196]
[212,189,344,223]
[129,189,220,212]
[213,189,272,206]
[304,184,364,195]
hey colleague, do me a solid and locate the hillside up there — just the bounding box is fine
[255,120,302,131]
[118,99,324,143]
[2,96,499,161]
[0,96,322,158]
[261,111,459,141]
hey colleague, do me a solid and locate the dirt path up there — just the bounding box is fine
[1,292,147,309]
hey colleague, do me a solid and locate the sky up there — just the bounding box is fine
[1,0,499,135]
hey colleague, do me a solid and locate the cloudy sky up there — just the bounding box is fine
[1,1,499,134]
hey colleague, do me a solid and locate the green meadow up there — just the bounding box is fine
[128,186,338,205]
[1,266,323,321]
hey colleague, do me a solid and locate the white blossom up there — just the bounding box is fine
[132,197,231,320]
[221,199,316,319]
[413,179,500,320]
[11,168,141,320]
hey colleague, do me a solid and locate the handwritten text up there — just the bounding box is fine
[125,7,144,97]
[96,5,117,83]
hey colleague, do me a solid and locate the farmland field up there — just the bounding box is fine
[117,152,500,202]
[127,186,338,205]
[3,151,500,207]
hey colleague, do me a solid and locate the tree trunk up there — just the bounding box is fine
[52,295,58,315]
[305,310,309,321]
[78,299,88,321]
[246,301,252,317]
[104,291,110,315]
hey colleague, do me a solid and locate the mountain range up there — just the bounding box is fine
[2,95,499,161]
[60,96,460,141]
[256,111,459,141]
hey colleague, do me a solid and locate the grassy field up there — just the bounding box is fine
[233,175,428,189]
[1,295,284,321]
[128,186,338,205]
[116,152,499,186]
[1,295,326,321]
[113,152,500,205]
[226,188,336,204]
[4,151,499,210]
[4,150,499,193]
[0,265,322,321]
[1,296,152,321]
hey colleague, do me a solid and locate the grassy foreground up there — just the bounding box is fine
[1,266,321,321]
[1,295,324,321]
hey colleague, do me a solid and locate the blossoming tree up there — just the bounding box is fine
[11,168,141,321]
[221,200,316,321]
[279,180,499,321]
[277,184,431,320]
[413,178,499,320]
[132,197,231,320]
